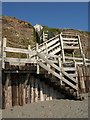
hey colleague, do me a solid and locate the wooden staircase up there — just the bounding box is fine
[2,32,90,105]
[31,32,90,100]
[60,32,86,64]
[37,52,81,100]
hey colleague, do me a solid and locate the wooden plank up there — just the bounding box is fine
[5,73,10,90]
[18,75,23,106]
[64,46,79,49]
[2,85,5,109]
[30,76,34,103]
[63,67,76,71]
[39,81,44,101]
[40,38,60,51]
[27,80,30,104]
[77,66,86,93]
[49,46,61,55]
[63,41,78,44]
[37,34,59,48]
[4,47,36,55]
[0,40,1,58]
[24,74,30,104]
[58,57,62,85]
[11,74,18,106]
[2,38,7,69]
[41,82,46,101]
[62,34,78,37]
[62,38,78,41]
[5,58,37,64]
[68,74,77,77]
[27,45,31,59]
[49,87,53,100]
[65,56,83,61]
[45,85,50,101]
[36,43,39,74]
[60,33,65,62]
[34,79,38,102]
[78,35,86,65]
[48,42,60,53]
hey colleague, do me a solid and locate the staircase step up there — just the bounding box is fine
[63,41,78,45]
[68,74,77,77]
[63,62,75,67]
[62,38,78,41]
[62,33,78,37]
[63,67,76,71]
[64,46,79,50]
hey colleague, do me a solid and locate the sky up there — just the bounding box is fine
[2,2,88,31]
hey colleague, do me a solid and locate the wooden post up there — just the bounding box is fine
[34,79,38,102]
[58,57,62,85]
[27,45,31,59]
[45,85,49,101]
[5,73,10,108]
[60,33,65,63]
[77,65,86,93]
[40,82,44,101]
[5,73,10,90]
[0,39,2,109]
[72,51,75,63]
[2,38,7,69]
[43,31,45,42]
[27,80,30,104]
[0,40,1,57]
[36,43,39,74]
[30,76,34,103]
[42,82,46,101]
[18,75,23,106]
[44,84,47,101]
[23,86,25,105]
[52,88,54,99]
[78,35,86,65]
[49,87,53,100]
[75,62,79,95]
[24,74,29,104]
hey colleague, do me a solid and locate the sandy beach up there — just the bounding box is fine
[2,93,88,118]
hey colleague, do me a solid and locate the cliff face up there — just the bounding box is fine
[2,16,36,49]
[2,16,90,58]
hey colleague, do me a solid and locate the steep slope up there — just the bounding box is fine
[2,16,90,58]
[2,16,36,49]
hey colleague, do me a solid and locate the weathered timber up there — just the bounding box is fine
[4,46,36,55]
